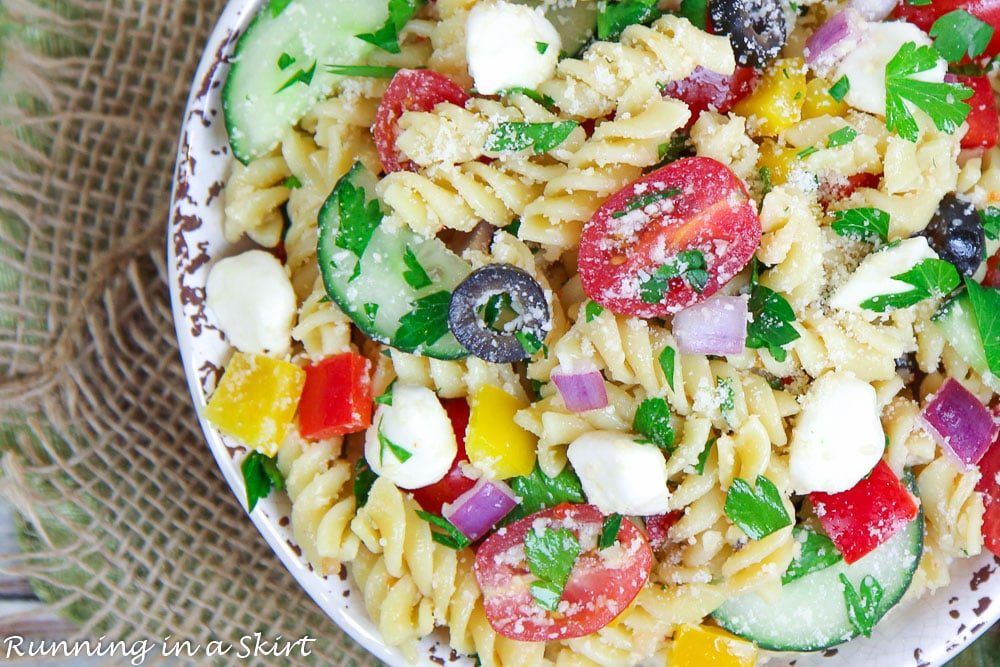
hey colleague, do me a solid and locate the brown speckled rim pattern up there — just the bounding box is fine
[166,2,1000,665]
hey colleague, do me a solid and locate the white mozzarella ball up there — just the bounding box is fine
[466,1,562,95]
[567,431,671,515]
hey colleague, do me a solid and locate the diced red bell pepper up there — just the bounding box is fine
[948,74,999,150]
[644,510,683,550]
[809,460,920,564]
[410,397,477,514]
[975,423,1000,557]
[985,251,1000,290]
[297,352,373,440]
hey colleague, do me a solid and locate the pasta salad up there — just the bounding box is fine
[201,0,1000,664]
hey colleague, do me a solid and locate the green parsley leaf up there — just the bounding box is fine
[402,247,433,290]
[327,64,407,78]
[277,52,296,70]
[840,573,884,638]
[416,510,472,550]
[241,451,284,512]
[964,278,1000,380]
[484,121,579,154]
[633,397,675,452]
[374,379,395,406]
[658,345,677,392]
[483,291,514,330]
[377,417,412,464]
[536,41,550,54]
[724,475,792,540]
[525,527,581,611]
[746,265,800,363]
[830,207,890,245]
[782,525,843,584]
[270,0,293,17]
[930,9,995,63]
[333,174,383,258]
[907,0,932,5]
[353,457,378,508]
[759,165,773,202]
[356,0,426,54]
[980,206,1000,240]
[640,250,709,303]
[861,258,961,312]
[597,0,662,40]
[679,0,709,30]
[498,87,557,111]
[716,376,736,414]
[612,187,681,218]
[826,126,858,148]
[584,300,605,322]
[694,436,716,475]
[363,302,379,327]
[504,465,586,525]
[600,514,624,550]
[276,60,316,93]
[515,330,548,358]
[885,42,973,142]
[284,174,302,189]
[394,290,453,350]
[797,146,819,159]
[829,75,850,102]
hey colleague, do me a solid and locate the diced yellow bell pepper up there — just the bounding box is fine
[670,624,758,667]
[204,351,306,456]
[801,77,849,120]
[465,385,536,479]
[757,139,799,187]
[733,58,807,138]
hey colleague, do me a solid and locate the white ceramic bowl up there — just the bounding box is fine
[167,2,1000,665]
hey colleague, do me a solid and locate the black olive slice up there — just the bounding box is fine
[709,0,787,69]
[920,194,985,277]
[448,263,551,363]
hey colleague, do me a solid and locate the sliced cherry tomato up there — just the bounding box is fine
[409,398,477,514]
[578,156,761,317]
[474,503,652,641]
[893,0,1000,59]
[817,172,880,209]
[373,69,470,173]
[985,250,1000,289]
[949,74,999,150]
[644,510,683,550]
[659,66,758,122]
[808,460,920,564]
[297,352,373,440]
[975,422,1000,557]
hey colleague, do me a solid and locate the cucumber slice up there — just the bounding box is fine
[711,509,923,651]
[933,291,1000,392]
[223,0,389,164]
[513,0,598,56]
[317,162,472,360]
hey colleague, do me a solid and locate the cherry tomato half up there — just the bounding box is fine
[660,65,758,122]
[976,423,1000,557]
[949,74,999,150]
[893,0,1000,59]
[409,398,477,514]
[373,69,470,173]
[578,156,761,317]
[474,503,652,641]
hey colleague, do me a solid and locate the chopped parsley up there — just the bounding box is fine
[930,9,995,63]
[504,465,586,525]
[498,87,557,111]
[599,514,624,550]
[277,52,296,70]
[526,526,582,611]
[374,379,395,406]
[612,187,681,218]
[416,511,471,550]
[394,291,453,351]
[828,75,850,102]
[633,397,675,452]
[782,525,843,584]
[724,475,792,540]
[831,207,890,245]
[861,258,961,312]
[679,0,709,31]
[483,292,514,330]
[840,574,884,638]
[884,42,973,142]
[276,60,316,93]
[597,0,662,41]
[283,174,302,189]
[639,250,710,303]
[980,206,1000,240]
[332,169,383,258]
[515,330,548,358]
[353,458,378,507]
[716,376,736,415]
[241,451,284,512]
[536,41,550,54]
[797,146,818,159]
[484,121,579,153]
[826,126,858,148]
[327,64,407,78]
[658,345,677,391]
[693,436,715,475]
[584,300,605,322]
[964,278,1000,380]
[758,165,773,204]
[363,302,379,327]
[746,260,800,362]
[356,0,426,54]
[377,418,412,464]
[402,247,433,290]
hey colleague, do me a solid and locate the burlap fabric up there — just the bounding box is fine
[0,1,996,666]
[0,1,380,664]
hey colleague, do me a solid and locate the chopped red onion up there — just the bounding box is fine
[551,362,608,412]
[673,294,748,355]
[919,378,1000,468]
[803,9,865,69]
[442,477,519,542]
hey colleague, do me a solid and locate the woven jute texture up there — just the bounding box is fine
[0,1,380,664]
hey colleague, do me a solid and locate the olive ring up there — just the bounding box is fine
[709,0,787,69]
